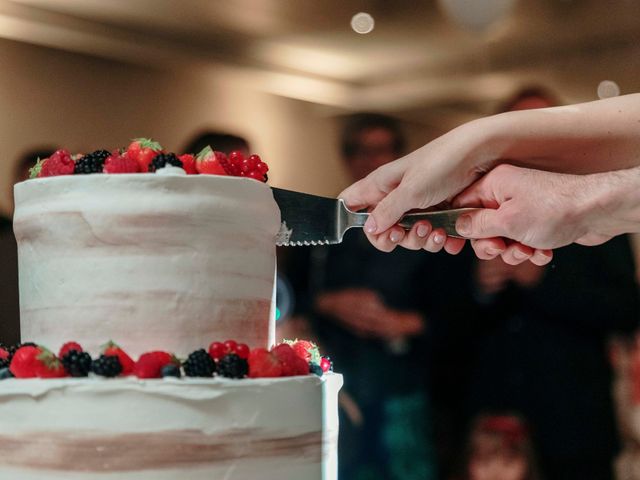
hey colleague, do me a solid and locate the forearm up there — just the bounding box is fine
[476,93,640,174]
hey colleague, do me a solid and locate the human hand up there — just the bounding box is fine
[475,257,545,295]
[452,164,623,264]
[315,288,425,340]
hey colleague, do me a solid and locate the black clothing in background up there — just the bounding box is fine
[468,236,640,480]
[0,216,19,344]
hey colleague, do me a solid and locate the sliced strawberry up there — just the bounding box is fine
[38,150,75,177]
[103,151,140,174]
[178,154,198,175]
[248,348,282,378]
[102,341,135,375]
[59,342,83,358]
[126,138,163,172]
[196,146,227,175]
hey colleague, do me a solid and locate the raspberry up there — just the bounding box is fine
[272,344,308,376]
[208,341,226,360]
[0,347,9,369]
[217,353,248,379]
[103,151,140,174]
[248,348,282,378]
[92,355,122,377]
[183,349,216,377]
[39,150,75,177]
[61,350,92,377]
[148,153,183,172]
[134,351,176,379]
[59,342,83,358]
[75,150,110,174]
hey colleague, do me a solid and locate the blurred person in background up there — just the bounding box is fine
[283,113,476,480]
[181,130,250,157]
[467,88,640,480]
[0,148,55,345]
[455,414,542,480]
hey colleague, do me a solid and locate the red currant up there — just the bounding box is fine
[208,341,226,360]
[248,154,260,169]
[235,343,250,359]
[240,158,252,173]
[223,340,238,354]
[320,357,332,373]
[247,171,265,181]
[256,162,269,174]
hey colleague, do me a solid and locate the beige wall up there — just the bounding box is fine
[0,38,441,216]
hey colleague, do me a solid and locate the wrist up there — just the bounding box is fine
[581,167,640,237]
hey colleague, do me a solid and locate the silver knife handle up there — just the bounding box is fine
[343,204,479,239]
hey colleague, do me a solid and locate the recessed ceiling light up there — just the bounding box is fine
[351,12,375,34]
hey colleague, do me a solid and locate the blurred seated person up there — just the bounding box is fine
[467,88,640,480]
[454,414,542,480]
[289,113,476,480]
[0,148,55,345]
[181,131,250,157]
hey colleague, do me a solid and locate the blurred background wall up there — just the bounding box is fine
[0,0,639,211]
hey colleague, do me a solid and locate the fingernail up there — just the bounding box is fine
[513,249,528,260]
[365,217,377,234]
[417,225,429,238]
[486,247,502,256]
[390,231,402,243]
[456,215,471,236]
[433,233,444,244]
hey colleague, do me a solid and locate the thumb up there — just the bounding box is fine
[455,208,506,239]
[365,187,414,234]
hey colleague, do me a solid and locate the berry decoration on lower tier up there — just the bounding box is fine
[27,138,269,182]
[0,338,333,380]
[91,355,123,378]
[183,349,216,377]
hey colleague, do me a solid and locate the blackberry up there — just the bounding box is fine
[161,364,181,378]
[0,368,13,380]
[74,150,110,174]
[217,354,248,379]
[309,363,323,377]
[148,153,183,172]
[183,349,215,377]
[61,350,92,377]
[91,354,122,377]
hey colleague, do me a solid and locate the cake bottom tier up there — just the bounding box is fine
[0,374,342,480]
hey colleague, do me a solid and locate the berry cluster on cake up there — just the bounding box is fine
[1,138,342,480]
[30,137,269,181]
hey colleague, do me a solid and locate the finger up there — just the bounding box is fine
[470,238,507,260]
[365,227,404,253]
[444,237,466,255]
[423,228,446,253]
[398,221,432,250]
[451,174,500,209]
[530,249,553,266]
[339,160,406,211]
[455,208,507,239]
[501,244,534,265]
[365,186,416,235]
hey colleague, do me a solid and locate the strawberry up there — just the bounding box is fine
[133,351,177,379]
[10,346,66,378]
[103,151,140,174]
[59,342,83,358]
[283,339,321,364]
[272,344,309,376]
[248,348,282,378]
[178,154,198,175]
[196,146,227,175]
[102,341,135,375]
[126,138,163,172]
[38,150,75,177]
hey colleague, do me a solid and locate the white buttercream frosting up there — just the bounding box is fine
[13,174,281,356]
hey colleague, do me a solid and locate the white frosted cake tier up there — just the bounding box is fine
[0,374,342,480]
[13,174,280,356]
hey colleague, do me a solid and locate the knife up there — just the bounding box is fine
[272,187,479,246]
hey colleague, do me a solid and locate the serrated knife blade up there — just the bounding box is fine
[272,187,479,247]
